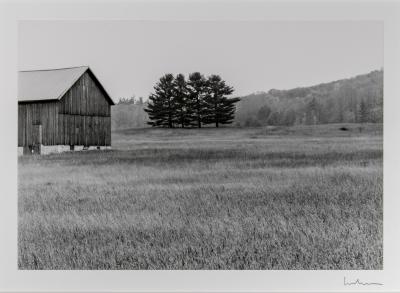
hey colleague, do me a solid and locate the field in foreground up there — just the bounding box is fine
[18,124,383,269]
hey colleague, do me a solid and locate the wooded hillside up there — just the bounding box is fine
[235,69,383,127]
[111,69,383,130]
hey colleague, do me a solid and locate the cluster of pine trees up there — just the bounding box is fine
[145,73,240,128]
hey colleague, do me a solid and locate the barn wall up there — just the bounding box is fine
[57,115,111,146]
[18,101,59,147]
[57,71,111,146]
[18,70,112,148]
[58,71,110,116]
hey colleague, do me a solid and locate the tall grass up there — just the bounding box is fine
[18,124,383,269]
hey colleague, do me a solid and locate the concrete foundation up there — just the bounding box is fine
[84,146,111,151]
[74,145,85,151]
[40,145,70,155]
[18,145,112,155]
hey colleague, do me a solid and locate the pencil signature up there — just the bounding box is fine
[344,277,383,286]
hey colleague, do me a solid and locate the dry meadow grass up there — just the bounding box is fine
[18,124,383,269]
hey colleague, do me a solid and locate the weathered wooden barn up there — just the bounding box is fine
[18,66,114,155]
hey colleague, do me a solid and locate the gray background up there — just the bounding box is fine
[1,1,399,292]
[19,20,382,100]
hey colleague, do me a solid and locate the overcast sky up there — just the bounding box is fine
[19,20,382,102]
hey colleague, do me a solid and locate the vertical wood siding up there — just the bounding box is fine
[18,70,112,147]
[18,102,59,146]
[57,71,111,146]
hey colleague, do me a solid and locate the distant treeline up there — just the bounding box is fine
[111,97,148,130]
[117,96,144,105]
[235,69,383,127]
[145,73,240,128]
[111,69,383,130]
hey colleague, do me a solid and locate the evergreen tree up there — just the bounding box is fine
[358,99,369,123]
[305,97,319,125]
[173,74,191,128]
[187,72,207,128]
[203,75,239,127]
[145,74,175,128]
[336,97,345,123]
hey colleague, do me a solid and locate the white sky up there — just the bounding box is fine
[19,20,383,101]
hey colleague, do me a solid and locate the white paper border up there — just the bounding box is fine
[0,1,399,292]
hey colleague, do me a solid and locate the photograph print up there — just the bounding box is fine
[18,20,383,270]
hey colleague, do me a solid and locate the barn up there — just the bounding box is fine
[18,66,115,155]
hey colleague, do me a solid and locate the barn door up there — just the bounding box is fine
[31,124,42,154]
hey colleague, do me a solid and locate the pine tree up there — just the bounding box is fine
[173,74,191,128]
[145,74,175,128]
[305,97,318,125]
[187,72,207,128]
[358,99,369,123]
[336,97,345,123]
[203,75,239,127]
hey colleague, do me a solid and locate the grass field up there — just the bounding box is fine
[18,124,383,269]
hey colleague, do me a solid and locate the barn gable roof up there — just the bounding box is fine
[18,66,115,105]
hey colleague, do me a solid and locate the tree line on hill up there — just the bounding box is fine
[111,95,148,130]
[117,96,144,105]
[111,69,383,130]
[234,69,383,127]
[145,73,240,128]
